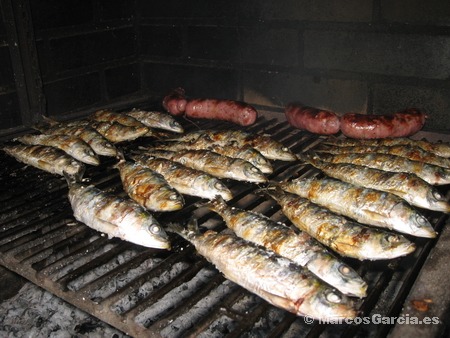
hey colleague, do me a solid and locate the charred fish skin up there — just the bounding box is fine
[16,134,100,166]
[200,196,367,298]
[131,154,233,201]
[305,155,450,213]
[34,120,118,157]
[90,121,149,143]
[314,152,450,186]
[67,181,170,249]
[115,160,184,212]
[317,144,450,168]
[323,137,450,158]
[2,144,85,179]
[125,109,184,133]
[144,149,267,183]
[170,129,298,161]
[169,222,357,320]
[91,109,148,128]
[262,186,416,261]
[149,137,274,174]
[279,177,437,238]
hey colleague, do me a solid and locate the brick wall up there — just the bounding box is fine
[140,0,450,133]
[1,1,450,134]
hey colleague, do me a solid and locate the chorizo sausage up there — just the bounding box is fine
[285,104,340,135]
[340,108,427,139]
[162,88,258,126]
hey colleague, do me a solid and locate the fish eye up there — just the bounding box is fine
[149,224,161,234]
[415,214,428,226]
[250,167,259,172]
[338,265,352,276]
[282,147,289,152]
[432,190,444,201]
[387,235,399,243]
[169,194,179,200]
[326,291,342,303]
[214,182,226,190]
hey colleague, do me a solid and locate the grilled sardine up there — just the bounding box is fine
[261,186,416,260]
[311,152,450,186]
[90,121,149,143]
[168,220,357,320]
[305,156,450,213]
[67,179,170,249]
[149,136,273,174]
[317,144,450,168]
[144,149,267,183]
[16,134,99,166]
[323,137,450,158]
[115,160,184,212]
[125,109,184,133]
[3,144,85,179]
[169,129,297,161]
[35,117,118,157]
[199,196,367,297]
[131,154,233,200]
[279,177,436,238]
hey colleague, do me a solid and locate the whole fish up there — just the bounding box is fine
[2,144,84,179]
[67,178,170,249]
[34,117,118,157]
[90,109,148,128]
[115,159,184,212]
[311,152,450,186]
[148,136,273,174]
[90,121,149,143]
[323,137,450,158]
[16,134,99,166]
[260,186,416,260]
[305,155,450,213]
[144,149,267,183]
[317,144,450,168]
[131,154,233,201]
[125,109,184,133]
[169,129,298,161]
[168,220,357,320]
[199,196,367,297]
[279,177,436,238]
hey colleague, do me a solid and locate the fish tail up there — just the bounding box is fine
[195,195,227,212]
[167,216,200,239]
[63,170,83,188]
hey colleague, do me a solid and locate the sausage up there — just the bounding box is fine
[340,108,427,139]
[162,87,187,116]
[284,104,340,135]
[162,88,258,126]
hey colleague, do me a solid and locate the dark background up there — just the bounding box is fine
[1,0,450,138]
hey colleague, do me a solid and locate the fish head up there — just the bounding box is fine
[95,140,118,157]
[391,202,437,238]
[267,146,298,161]
[169,120,184,133]
[149,188,185,212]
[299,287,358,320]
[242,163,267,183]
[207,179,233,201]
[425,188,450,213]
[371,233,416,259]
[78,146,100,165]
[132,221,171,249]
[314,260,367,298]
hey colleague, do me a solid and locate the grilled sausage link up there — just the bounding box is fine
[162,88,258,126]
[340,108,427,139]
[285,104,340,135]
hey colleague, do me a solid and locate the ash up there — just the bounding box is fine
[0,282,129,338]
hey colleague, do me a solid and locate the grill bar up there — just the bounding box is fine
[0,115,448,337]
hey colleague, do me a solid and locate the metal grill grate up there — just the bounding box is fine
[0,115,448,337]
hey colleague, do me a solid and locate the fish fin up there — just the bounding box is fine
[116,147,126,163]
[63,170,82,188]
[194,195,226,211]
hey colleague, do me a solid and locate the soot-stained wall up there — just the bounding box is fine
[1,0,450,137]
